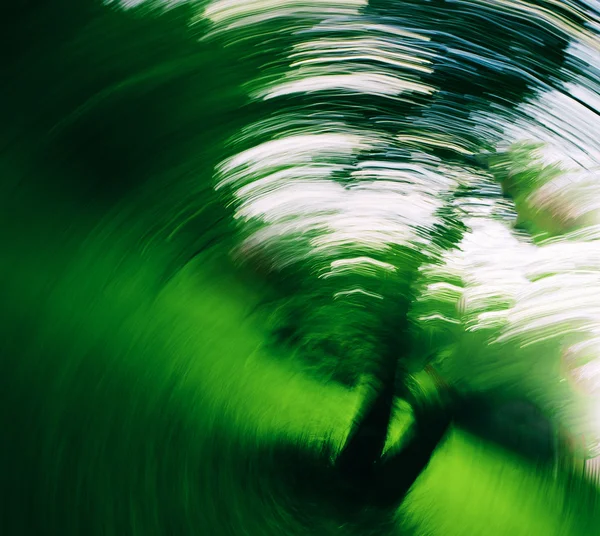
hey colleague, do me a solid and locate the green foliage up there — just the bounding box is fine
[488,142,576,239]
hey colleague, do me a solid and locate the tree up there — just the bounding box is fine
[2,1,599,534]
[201,0,598,488]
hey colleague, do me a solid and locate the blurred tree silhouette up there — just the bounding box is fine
[2,2,600,534]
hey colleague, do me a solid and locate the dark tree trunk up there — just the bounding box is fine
[335,359,456,508]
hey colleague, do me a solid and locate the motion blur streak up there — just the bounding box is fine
[2,1,600,536]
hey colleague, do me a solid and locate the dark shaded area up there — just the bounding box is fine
[1,1,257,269]
[457,393,556,464]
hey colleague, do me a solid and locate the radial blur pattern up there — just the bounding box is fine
[2,1,600,535]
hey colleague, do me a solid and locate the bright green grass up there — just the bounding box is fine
[1,189,599,536]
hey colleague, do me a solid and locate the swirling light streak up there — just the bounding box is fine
[203,0,368,26]
[257,71,436,100]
